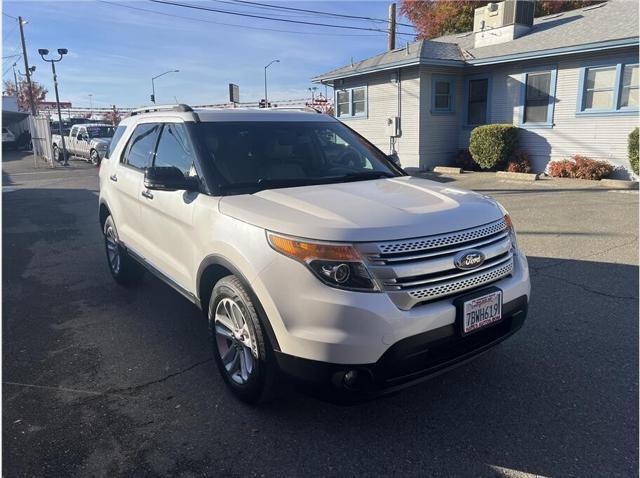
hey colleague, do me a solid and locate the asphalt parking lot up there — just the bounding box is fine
[3,150,638,477]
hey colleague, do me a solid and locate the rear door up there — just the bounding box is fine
[111,122,161,252]
[137,121,199,290]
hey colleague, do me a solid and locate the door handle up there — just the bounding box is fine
[109,174,118,182]
[141,190,154,200]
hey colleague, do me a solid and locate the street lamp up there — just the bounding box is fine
[308,86,318,102]
[264,59,279,107]
[39,48,69,166]
[151,69,179,104]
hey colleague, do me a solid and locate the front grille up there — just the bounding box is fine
[356,218,515,310]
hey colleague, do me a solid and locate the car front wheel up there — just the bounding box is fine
[90,149,100,166]
[209,275,280,403]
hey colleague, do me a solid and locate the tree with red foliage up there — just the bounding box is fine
[400,0,605,40]
[3,79,48,112]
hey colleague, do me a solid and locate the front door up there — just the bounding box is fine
[137,122,199,291]
[110,122,161,252]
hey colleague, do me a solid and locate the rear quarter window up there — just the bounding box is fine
[105,125,127,159]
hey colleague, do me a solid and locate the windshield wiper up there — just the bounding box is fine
[333,171,395,182]
[218,177,325,193]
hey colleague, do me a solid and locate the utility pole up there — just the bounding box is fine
[18,16,37,116]
[388,3,396,51]
[264,59,280,107]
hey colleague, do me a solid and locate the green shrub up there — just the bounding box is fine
[629,127,639,175]
[469,124,519,170]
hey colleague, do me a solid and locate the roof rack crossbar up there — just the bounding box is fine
[130,103,194,116]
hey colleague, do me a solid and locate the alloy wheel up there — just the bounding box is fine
[214,297,258,385]
[105,225,120,274]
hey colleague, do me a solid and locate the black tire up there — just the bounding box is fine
[52,145,61,162]
[209,275,280,404]
[90,149,101,166]
[103,215,143,285]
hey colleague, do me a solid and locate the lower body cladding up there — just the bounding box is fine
[256,250,531,397]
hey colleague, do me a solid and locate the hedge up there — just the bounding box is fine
[468,124,519,170]
[629,127,639,175]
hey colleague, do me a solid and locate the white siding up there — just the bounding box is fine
[459,48,639,177]
[337,67,422,169]
[419,66,465,169]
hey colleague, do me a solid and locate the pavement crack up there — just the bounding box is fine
[107,357,214,395]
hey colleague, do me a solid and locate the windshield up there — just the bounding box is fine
[86,126,115,138]
[194,121,402,194]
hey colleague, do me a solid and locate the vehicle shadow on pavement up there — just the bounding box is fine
[2,186,638,477]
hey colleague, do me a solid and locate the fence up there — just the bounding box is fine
[29,116,54,167]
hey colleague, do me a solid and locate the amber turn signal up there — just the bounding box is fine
[267,233,361,262]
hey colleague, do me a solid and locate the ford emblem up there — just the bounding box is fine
[454,250,486,270]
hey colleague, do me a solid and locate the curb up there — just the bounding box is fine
[599,179,639,190]
[433,166,463,174]
[495,171,539,181]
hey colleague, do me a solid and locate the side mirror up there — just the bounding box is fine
[144,166,199,191]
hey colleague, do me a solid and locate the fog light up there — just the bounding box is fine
[344,369,359,388]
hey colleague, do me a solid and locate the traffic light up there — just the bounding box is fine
[150,94,155,103]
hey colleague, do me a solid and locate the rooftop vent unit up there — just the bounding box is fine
[473,0,534,48]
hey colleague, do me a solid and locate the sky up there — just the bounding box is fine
[2,0,416,109]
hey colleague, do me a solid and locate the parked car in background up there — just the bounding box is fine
[52,123,116,165]
[2,127,16,149]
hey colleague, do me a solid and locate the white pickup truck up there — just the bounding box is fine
[52,123,116,165]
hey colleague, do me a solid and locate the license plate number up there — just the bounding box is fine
[463,291,502,334]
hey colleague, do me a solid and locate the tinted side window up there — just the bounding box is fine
[153,123,195,176]
[122,123,161,169]
[70,126,78,137]
[105,125,127,159]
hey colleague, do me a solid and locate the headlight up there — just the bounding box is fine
[267,233,379,292]
[503,213,519,253]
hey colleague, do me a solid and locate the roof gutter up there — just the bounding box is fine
[466,37,639,66]
[312,58,465,84]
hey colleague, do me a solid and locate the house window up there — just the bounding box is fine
[519,67,557,127]
[432,76,455,114]
[336,90,349,117]
[584,66,616,110]
[335,86,367,118]
[620,64,639,108]
[467,78,489,125]
[577,62,639,114]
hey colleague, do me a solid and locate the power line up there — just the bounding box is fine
[3,58,19,77]
[222,0,416,29]
[99,1,383,37]
[3,23,18,42]
[2,12,18,20]
[149,0,416,36]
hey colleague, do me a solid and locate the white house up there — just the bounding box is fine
[313,0,639,177]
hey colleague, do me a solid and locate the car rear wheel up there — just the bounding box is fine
[53,145,61,163]
[103,215,143,285]
[90,149,100,166]
[209,275,280,403]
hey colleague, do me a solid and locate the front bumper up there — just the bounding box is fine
[275,294,528,398]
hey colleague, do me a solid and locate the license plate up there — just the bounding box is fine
[462,290,502,334]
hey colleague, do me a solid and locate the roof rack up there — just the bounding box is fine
[130,104,194,116]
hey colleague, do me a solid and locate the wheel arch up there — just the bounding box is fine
[99,201,111,231]
[197,254,280,351]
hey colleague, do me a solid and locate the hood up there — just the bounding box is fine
[219,176,504,242]
[90,138,110,147]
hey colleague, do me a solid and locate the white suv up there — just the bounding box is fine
[98,105,530,403]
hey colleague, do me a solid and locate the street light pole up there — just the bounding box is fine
[39,48,69,166]
[151,69,179,104]
[264,59,279,107]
